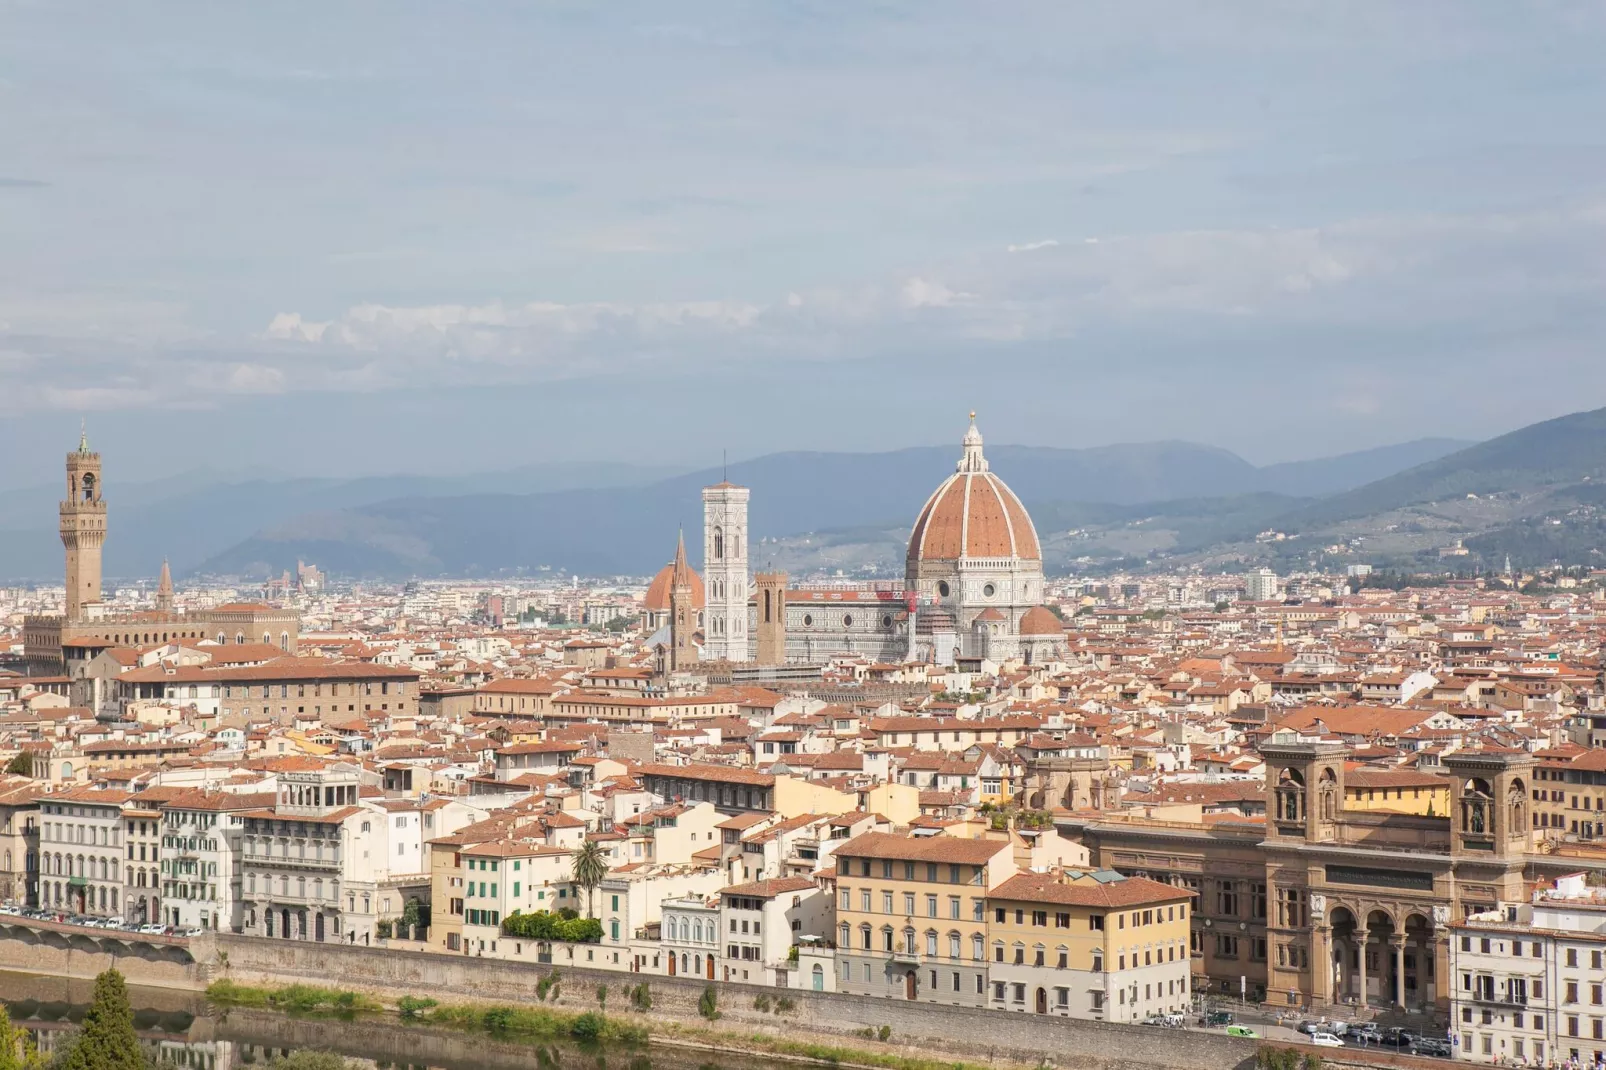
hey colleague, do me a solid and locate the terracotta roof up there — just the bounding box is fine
[835,830,1012,865]
[993,870,1193,908]
[1018,606,1063,636]
[637,762,776,787]
[907,424,1040,564]
[644,559,705,613]
[722,876,817,897]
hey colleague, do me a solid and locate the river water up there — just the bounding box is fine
[0,972,752,1070]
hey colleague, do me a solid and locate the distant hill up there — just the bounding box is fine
[1273,408,1606,533]
[190,437,1470,579]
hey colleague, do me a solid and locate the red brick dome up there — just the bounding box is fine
[1018,606,1063,635]
[907,417,1041,566]
[644,562,704,612]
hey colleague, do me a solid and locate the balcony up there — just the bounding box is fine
[890,948,922,966]
[1471,990,1527,1007]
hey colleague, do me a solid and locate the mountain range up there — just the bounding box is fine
[11,405,1606,582]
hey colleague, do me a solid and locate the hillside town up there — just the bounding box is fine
[4,426,1606,1068]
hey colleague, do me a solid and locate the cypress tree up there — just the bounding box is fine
[0,1003,27,1070]
[61,969,143,1070]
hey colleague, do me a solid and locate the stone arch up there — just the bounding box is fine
[1276,767,1306,823]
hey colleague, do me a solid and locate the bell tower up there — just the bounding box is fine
[701,480,751,662]
[1260,740,1349,843]
[755,571,789,665]
[60,425,107,621]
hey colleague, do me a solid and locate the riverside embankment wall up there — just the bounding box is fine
[204,933,1258,1070]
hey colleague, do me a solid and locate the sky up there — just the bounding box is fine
[2,1,1605,484]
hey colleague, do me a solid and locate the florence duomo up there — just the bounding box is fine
[640,414,1068,671]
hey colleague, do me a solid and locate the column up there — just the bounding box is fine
[1357,938,1369,1007]
[1392,936,1407,1008]
[1310,925,1332,1007]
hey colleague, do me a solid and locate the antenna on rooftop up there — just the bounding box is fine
[723,448,728,484]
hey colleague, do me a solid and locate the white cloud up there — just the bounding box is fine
[1007,239,1059,253]
[3,201,1602,411]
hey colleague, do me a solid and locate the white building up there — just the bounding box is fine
[702,482,750,662]
[1244,567,1279,602]
[1450,873,1606,1066]
[159,788,268,931]
[716,875,831,985]
[38,787,130,917]
[661,893,721,980]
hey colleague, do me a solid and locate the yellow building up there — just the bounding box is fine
[834,831,1016,1007]
[1344,766,1449,817]
[986,869,1193,1022]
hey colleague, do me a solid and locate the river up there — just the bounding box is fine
[0,972,753,1070]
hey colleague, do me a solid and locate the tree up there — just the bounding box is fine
[569,840,609,919]
[402,897,423,936]
[60,969,142,1070]
[3,751,32,777]
[0,1002,44,1070]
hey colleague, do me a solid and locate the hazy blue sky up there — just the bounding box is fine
[3,2,1604,482]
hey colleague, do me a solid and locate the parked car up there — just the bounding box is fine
[1352,1024,1384,1044]
[1410,1038,1453,1058]
[1309,1033,1345,1048]
[1382,1028,1420,1048]
[1227,1026,1260,1039]
[137,923,165,934]
[1204,1010,1234,1027]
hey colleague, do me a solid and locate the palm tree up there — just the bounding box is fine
[570,839,609,919]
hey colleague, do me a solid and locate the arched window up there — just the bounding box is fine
[860,925,872,950]
[840,922,851,947]
[713,527,724,560]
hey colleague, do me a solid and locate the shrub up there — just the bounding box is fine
[753,994,772,1013]
[878,1026,892,1042]
[482,1007,516,1034]
[570,1012,605,1041]
[502,910,602,943]
[774,996,795,1014]
[375,920,393,939]
[397,996,436,1020]
[595,985,608,1007]
[698,987,720,1021]
[629,984,652,1011]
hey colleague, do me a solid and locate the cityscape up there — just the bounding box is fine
[3,408,1606,1068]
[4,6,1606,1070]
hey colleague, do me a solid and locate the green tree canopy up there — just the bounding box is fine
[60,969,142,1070]
[3,750,32,777]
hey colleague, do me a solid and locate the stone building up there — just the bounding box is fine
[240,763,366,943]
[1064,740,1547,1016]
[25,431,301,678]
